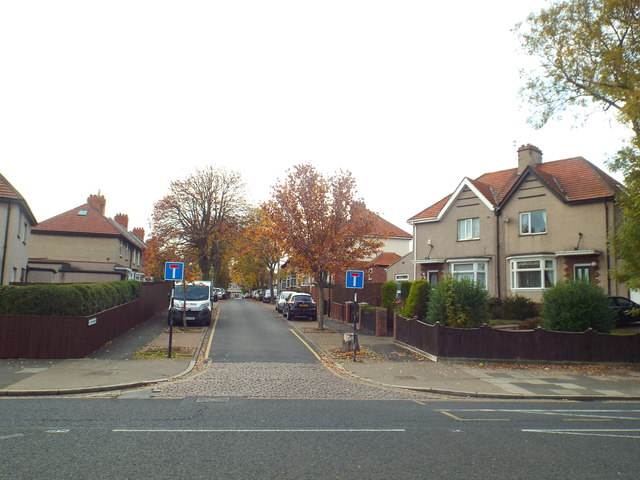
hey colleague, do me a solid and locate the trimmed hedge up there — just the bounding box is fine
[0,281,141,316]
[426,275,489,328]
[540,280,615,333]
[403,280,431,319]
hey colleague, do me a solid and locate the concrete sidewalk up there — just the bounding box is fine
[288,317,640,400]
[1,303,639,399]
[0,310,204,395]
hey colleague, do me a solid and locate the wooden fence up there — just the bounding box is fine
[0,282,171,359]
[395,316,640,363]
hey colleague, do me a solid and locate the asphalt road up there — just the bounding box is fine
[1,398,639,479]
[209,298,316,363]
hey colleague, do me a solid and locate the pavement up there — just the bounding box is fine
[1,301,639,399]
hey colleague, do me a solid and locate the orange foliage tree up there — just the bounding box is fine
[263,164,383,328]
[151,166,247,283]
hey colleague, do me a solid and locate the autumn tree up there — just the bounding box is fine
[264,164,383,329]
[517,0,640,286]
[151,166,247,283]
[242,208,285,302]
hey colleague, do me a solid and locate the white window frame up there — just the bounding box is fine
[457,217,480,241]
[448,261,487,287]
[519,210,547,235]
[574,263,591,281]
[510,256,556,290]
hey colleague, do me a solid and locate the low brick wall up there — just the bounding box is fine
[395,316,640,363]
[0,282,171,359]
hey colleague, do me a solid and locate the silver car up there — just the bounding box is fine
[276,290,298,313]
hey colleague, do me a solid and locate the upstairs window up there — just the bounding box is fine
[457,217,479,241]
[520,210,547,235]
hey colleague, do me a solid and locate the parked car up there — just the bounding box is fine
[276,291,297,313]
[283,293,317,321]
[608,296,640,325]
[215,287,227,300]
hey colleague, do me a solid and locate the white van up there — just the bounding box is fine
[169,281,213,326]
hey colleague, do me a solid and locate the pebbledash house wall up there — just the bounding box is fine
[0,202,32,284]
[413,185,499,295]
[411,177,625,303]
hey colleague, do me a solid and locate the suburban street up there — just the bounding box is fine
[1,300,639,479]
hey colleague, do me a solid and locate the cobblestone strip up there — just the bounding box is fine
[152,362,429,400]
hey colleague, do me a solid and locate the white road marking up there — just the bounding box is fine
[523,428,640,439]
[45,429,70,434]
[113,428,406,433]
[0,433,25,440]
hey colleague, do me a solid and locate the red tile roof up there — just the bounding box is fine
[409,156,621,222]
[367,210,412,238]
[32,202,145,249]
[368,252,402,267]
[0,173,37,224]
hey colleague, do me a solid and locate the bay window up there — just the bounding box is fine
[510,257,555,289]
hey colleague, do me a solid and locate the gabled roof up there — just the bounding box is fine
[367,252,402,267]
[32,202,145,249]
[367,210,412,238]
[408,156,621,223]
[0,173,37,224]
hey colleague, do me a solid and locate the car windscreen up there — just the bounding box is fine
[292,295,313,303]
[173,286,210,301]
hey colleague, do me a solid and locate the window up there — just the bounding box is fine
[574,264,591,281]
[427,270,439,287]
[395,274,409,282]
[520,210,546,235]
[450,262,486,286]
[458,217,479,241]
[510,258,555,289]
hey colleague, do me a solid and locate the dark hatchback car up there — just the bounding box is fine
[608,296,640,326]
[283,293,317,321]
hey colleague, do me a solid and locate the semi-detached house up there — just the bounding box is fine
[399,144,627,302]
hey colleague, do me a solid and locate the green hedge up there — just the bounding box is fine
[540,280,614,333]
[426,275,489,328]
[403,280,431,319]
[0,281,141,316]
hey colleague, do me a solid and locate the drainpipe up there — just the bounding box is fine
[495,207,501,298]
[605,198,612,294]
[1,203,11,285]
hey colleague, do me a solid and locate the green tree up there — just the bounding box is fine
[426,275,489,328]
[540,280,615,332]
[517,0,640,286]
[517,0,640,137]
[402,279,431,319]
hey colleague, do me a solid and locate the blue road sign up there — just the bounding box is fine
[164,262,184,281]
[345,270,365,289]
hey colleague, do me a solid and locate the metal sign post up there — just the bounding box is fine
[346,270,364,362]
[164,262,184,359]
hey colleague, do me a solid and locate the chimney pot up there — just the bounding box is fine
[87,193,106,215]
[114,213,129,229]
[517,144,542,174]
[132,227,145,241]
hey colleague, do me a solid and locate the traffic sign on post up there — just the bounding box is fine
[164,262,184,281]
[345,270,364,289]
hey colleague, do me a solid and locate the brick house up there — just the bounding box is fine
[0,174,37,284]
[405,144,626,302]
[27,193,146,283]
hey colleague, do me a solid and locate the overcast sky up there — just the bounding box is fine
[0,1,632,237]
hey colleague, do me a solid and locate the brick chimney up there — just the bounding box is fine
[87,193,106,215]
[132,227,145,241]
[114,213,129,229]
[517,144,543,174]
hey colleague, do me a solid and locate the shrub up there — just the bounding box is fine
[402,280,431,319]
[540,280,615,333]
[0,280,142,316]
[426,275,489,328]
[381,281,398,310]
[501,294,539,321]
[488,296,503,319]
[399,281,412,302]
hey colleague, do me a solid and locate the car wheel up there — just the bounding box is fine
[286,309,292,321]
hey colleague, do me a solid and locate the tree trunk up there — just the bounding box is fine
[198,256,211,281]
[317,284,324,330]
